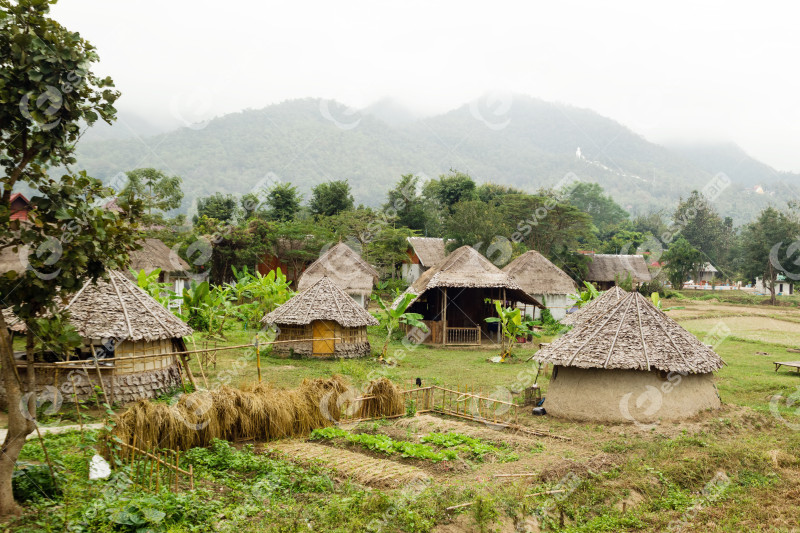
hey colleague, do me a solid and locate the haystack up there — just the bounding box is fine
[263,276,378,358]
[297,242,378,307]
[503,250,577,321]
[393,245,541,345]
[561,286,627,327]
[583,254,652,290]
[534,292,724,423]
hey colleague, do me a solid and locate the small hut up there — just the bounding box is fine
[402,237,449,284]
[502,250,577,321]
[262,276,378,358]
[534,292,724,423]
[395,245,541,346]
[0,270,194,406]
[126,238,192,293]
[297,242,378,308]
[561,286,627,327]
[583,254,652,290]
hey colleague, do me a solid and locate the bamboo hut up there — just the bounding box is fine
[402,237,449,283]
[561,286,628,327]
[534,292,724,423]
[263,276,378,358]
[502,250,577,321]
[0,270,194,406]
[126,238,192,293]
[583,254,652,290]
[297,242,378,308]
[394,245,541,346]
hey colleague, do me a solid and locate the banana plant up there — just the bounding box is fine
[651,292,684,312]
[569,281,599,308]
[132,268,174,307]
[485,300,539,361]
[372,292,428,359]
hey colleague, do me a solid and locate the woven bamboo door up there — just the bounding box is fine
[312,320,336,356]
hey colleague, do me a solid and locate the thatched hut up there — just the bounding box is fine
[535,292,724,423]
[395,245,541,346]
[297,242,378,308]
[561,286,627,327]
[402,237,448,283]
[583,253,652,290]
[502,250,577,321]
[263,276,378,358]
[126,238,191,293]
[0,270,194,406]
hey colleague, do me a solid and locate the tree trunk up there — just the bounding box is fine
[0,312,34,516]
[768,264,777,306]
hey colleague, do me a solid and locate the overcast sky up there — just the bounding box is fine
[52,0,800,171]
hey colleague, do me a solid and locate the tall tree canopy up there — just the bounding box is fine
[672,191,727,263]
[383,174,431,232]
[265,182,302,222]
[423,170,478,212]
[742,207,800,305]
[661,237,705,289]
[119,167,183,219]
[194,192,238,224]
[309,179,354,217]
[567,182,629,237]
[0,0,139,516]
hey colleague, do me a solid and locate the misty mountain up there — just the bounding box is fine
[69,95,786,225]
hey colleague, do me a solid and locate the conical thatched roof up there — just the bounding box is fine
[584,254,652,283]
[561,286,627,327]
[502,250,577,296]
[297,242,378,296]
[535,292,724,374]
[127,238,190,275]
[396,245,541,308]
[65,270,193,341]
[407,237,448,268]
[263,276,379,328]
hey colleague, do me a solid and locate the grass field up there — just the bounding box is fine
[5,292,800,531]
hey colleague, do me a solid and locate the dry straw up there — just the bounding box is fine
[356,377,405,419]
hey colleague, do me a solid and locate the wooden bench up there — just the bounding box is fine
[773,361,800,373]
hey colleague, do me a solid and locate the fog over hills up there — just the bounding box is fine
[70,95,797,225]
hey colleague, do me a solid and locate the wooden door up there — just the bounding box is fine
[312,320,336,356]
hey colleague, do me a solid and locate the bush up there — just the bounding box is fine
[13,462,61,502]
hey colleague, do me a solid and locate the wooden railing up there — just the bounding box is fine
[445,326,481,346]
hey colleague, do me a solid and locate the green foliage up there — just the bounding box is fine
[423,170,478,212]
[420,432,517,462]
[264,182,302,221]
[12,462,61,502]
[485,300,539,360]
[194,192,238,224]
[570,281,599,308]
[661,237,704,289]
[372,292,428,359]
[309,179,354,217]
[133,267,173,307]
[672,190,730,264]
[227,266,293,329]
[384,173,432,232]
[471,495,499,533]
[742,206,800,304]
[119,168,183,219]
[310,427,458,462]
[442,200,509,260]
[567,182,630,237]
[615,272,634,291]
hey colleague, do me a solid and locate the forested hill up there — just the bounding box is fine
[71,95,793,225]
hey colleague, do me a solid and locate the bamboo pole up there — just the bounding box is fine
[69,373,84,435]
[155,453,161,492]
[174,451,180,492]
[179,353,197,390]
[256,338,262,383]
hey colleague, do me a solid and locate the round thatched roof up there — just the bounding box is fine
[263,276,379,328]
[561,286,627,327]
[395,245,541,308]
[128,238,190,275]
[535,291,725,374]
[65,270,193,341]
[502,250,577,296]
[584,254,652,283]
[297,242,378,296]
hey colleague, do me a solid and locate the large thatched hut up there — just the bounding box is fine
[297,242,378,308]
[583,253,652,290]
[534,292,724,423]
[502,250,577,321]
[263,276,378,358]
[0,270,194,406]
[126,238,191,293]
[561,286,627,327]
[395,245,541,346]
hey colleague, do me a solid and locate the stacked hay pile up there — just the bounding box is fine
[113,375,404,451]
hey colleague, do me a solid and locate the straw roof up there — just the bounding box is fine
[128,238,190,275]
[297,242,378,296]
[502,250,577,296]
[396,245,541,308]
[2,308,26,333]
[584,254,652,283]
[407,237,448,268]
[263,276,378,328]
[65,270,193,341]
[535,291,724,374]
[561,286,627,327]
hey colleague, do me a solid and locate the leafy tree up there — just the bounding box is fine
[383,174,431,231]
[485,300,539,361]
[742,207,800,305]
[194,192,238,224]
[442,200,511,263]
[661,237,704,289]
[600,229,648,255]
[570,281,599,308]
[268,220,334,281]
[309,179,354,217]
[477,183,524,205]
[209,218,273,284]
[120,168,183,220]
[265,182,302,222]
[566,182,629,236]
[0,0,137,515]
[672,191,726,262]
[423,170,478,212]
[372,293,428,359]
[364,226,417,279]
[240,192,260,220]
